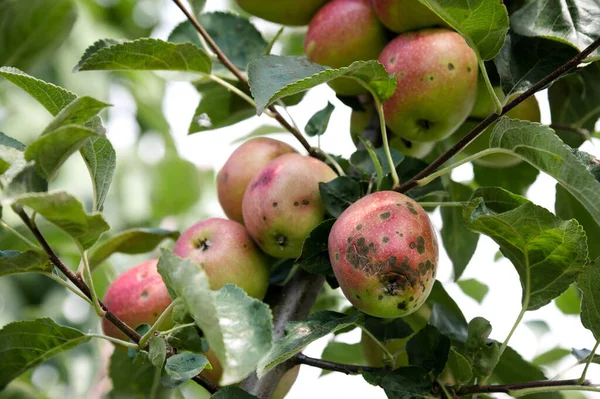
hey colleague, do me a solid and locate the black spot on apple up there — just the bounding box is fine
[379,211,392,220]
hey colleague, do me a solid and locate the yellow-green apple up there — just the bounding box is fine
[304,0,387,95]
[236,0,328,26]
[243,153,337,259]
[379,28,478,142]
[217,138,296,224]
[173,218,270,299]
[371,0,446,33]
[329,191,438,318]
[102,259,172,340]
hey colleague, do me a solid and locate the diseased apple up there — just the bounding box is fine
[102,259,172,340]
[329,191,438,318]
[235,0,328,26]
[173,218,270,299]
[304,0,387,95]
[217,138,296,224]
[371,0,446,33]
[379,28,478,142]
[243,153,337,259]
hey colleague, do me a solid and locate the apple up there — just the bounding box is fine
[329,191,438,318]
[371,0,447,33]
[304,0,387,95]
[235,0,328,26]
[217,138,296,224]
[101,259,172,340]
[242,153,337,259]
[379,28,478,142]
[173,218,270,299]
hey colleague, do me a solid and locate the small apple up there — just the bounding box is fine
[371,0,447,33]
[235,0,328,26]
[243,153,337,259]
[304,0,387,95]
[329,191,438,318]
[173,218,270,299]
[379,28,478,142]
[217,138,296,224]
[102,259,172,340]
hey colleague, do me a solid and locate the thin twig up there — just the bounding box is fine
[396,35,600,193]
[294,353,384,375]
[455,379,591,396]
[579,340,600,384]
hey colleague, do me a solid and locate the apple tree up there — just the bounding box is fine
[1,0,600,398]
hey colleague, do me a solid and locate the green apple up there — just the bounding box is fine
[235,0,327,26]
[371,0,447,33]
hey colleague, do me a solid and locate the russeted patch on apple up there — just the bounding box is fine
[329,191,438,318]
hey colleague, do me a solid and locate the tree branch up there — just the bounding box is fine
[396,35,600,193]
[294,353,384,375]
[170,0,318,158]
[14,205,219,394]
[454,379,591,397]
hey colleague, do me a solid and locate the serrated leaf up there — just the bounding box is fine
[157,250,273,385]
[149,336,167,369]
[295,219,336,278]
[1,165,48,202]
[80,136,115,212]
[74,38,211,74]
[578,258,600,340]
[457,279,489,304]
[257,311,363,378]
[161,353,210,388]
[0,250,51,276]
[0,318,90,389]
[510,0,600,57]
[448,347,472,385]
[490,117,600,225]
[532,347,571,366]
[318,177,360,218]
[167,325,207,354]
[441,182,479,280]
[248,56,396,115]
[41,96,110,135]
[473,161,539,196]
[305,102,335,137]
[495,34,578,98]
[464,187,587,310]
[0,0,76,70]
[363,366,432,399]
[14,191,110,249]
[210,387,259,399]
[406,325,450,376]
[555,283,581,315]
[109,350,176,399]
[89,228,180,270]
[465,317,499,379]
[320,342,365,376]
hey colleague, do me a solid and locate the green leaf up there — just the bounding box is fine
[210,387,259,399]
[149,336,167,369]
[74,38,212,74]
[109,350,176,399]
[295,219,336,278]
[41,96,110,135]
[0,132,26,177]
[493,346,561,399]
[257,311,363,378]
[441,182,479,280]
[0,318,90,389]
[532,347,571,366]
[495,34,577,98]
[161,353,210,388]
[555,283,581,315]
[447,347,473,385]
[473,161,539,196]
[457,279,489,304]
[168,21,201,47]
[89,228,180,270]
[167,326,208,354]
[578,258,600,340]
[189,80,255,134]
[490,118,600,225]
[190,0,206,15]
[24,125,99,180]
[363,366,431,399]
[465,317,500,379]
[363,315,414,342]
[406,325,450,376]
[398,157,446,200]
[157,250,273,385]
[510,0,600,57]
[80,136,116,212]
[318,177,361,218]
[525,320,551,337]
[248,56,396,115]
[15,191,110,249]
[464,187,587,310]
[350,146,404,177]
[0,0,76,70]
[305,102,335,137]
[319,342,366,376]
[1,165,48,203]
[0,250,51,276]
[428,281,467,325]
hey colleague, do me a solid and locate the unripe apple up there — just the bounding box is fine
[102,259,172,340]
[217,138,296,224]
[329,191,438,318]
[243,153,337,259]
[371,0,446,33]
[379,28,478,142]
[236,0,328,26]
[173,218,270,299]
[304,0,387,95]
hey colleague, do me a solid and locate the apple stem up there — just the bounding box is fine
[87,333,140,349]
[579,340,600,384]
[479,59,503,115]
[79,249,106,317]
[139,298,181,349]
[315,147,346,176]
[358,325,396,367]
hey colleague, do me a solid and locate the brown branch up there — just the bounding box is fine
[170,0,317,158]
[550,123,592,138]
[396,35,600,193]
[454,378,590,396]
[294,353,384,375]
[14,205,219,394]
